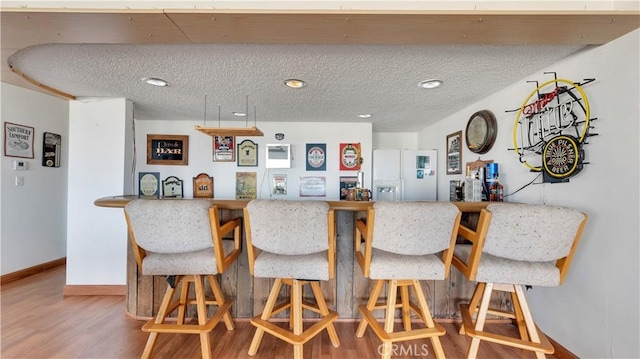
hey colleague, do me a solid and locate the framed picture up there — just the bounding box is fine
[446,131,463,175]
[193,173,214,198]
[162,176,184,198]
[213,136,235,162]
[339,143,361,171]
[147,134,189,165]
[42,132,61,167]
[306,143,326,171]
[237,139,258,166]
[4,122,34,159]
[272,174,287,195]
[299,176,326,197]
[235,172,257,199]
[138,172,160,198]
[339,176,358,200]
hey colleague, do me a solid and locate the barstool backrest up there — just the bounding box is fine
[371,201,461,255]
[125,199,214,253]
[245,199,330,255]
[483,203,586,262]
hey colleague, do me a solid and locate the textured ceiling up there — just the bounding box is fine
[8,42,586,132]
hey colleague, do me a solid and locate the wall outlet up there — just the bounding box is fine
[15,176,24,187]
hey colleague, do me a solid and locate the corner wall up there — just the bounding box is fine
[0,83,69,275]
[419,29,640,358]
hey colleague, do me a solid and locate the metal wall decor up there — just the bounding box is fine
[465,110,497,154]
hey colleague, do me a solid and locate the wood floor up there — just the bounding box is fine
[1,266,558,358]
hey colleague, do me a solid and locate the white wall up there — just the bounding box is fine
[133,120,372,199]
[66,98,132,285]
[418,29,640,358]
[0,83,69,275]
[373,132,417,150]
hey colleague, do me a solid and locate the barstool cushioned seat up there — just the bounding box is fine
[452,203,587,359]
[124,199,242,359]
[354,201,461,359]
[244,199,340,359]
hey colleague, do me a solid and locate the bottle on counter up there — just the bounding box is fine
[489,175,504,202]
[464,169,483,202]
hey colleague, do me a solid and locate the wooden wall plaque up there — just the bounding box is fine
[192,173,214,198]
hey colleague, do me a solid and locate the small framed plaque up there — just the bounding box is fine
[138,172,160,198]
[147,134,189,165]
[193,173,214,198]
[237,139,258,167]
[42,132,61,167]
[213,136,235,162]
[162,176,184,198]
[300,176,326,197]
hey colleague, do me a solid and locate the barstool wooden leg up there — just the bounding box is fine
[511,289,529,341]
[177,278,189,325]
[194,275,213,359]
[514,285,546,359]
[207,274,234,330]
[460,282,485,335]
[413,280,445,359]
[380,280,399,359]
[248,278,283,356]
[356,279,384,337]
[310,281,340,347]
[141,279,178,359]
[400,284,412,331]
[292,279,304,359]
[466,282,493,359]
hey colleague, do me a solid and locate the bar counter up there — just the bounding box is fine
[94,195,491,320]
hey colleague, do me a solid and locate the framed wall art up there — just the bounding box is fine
[42,132,61,167]
[446,131,463,175]
[138,172,160,198]
[299,176,326,197]
[306,143,326,171]
[235,172,257,199]
[4,122,34,159]
[339,143,361,171]
[162,175,184,198]
[213,136,235,162]
[147,134,189,165]
[237,139,258,166]
[193,173,214,198]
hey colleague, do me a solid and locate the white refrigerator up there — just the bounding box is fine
[372,149,438,201]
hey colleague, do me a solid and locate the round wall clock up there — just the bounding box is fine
[465,110,497,154]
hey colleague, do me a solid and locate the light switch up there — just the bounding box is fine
[15,176,24,186]
[13,160,27,170]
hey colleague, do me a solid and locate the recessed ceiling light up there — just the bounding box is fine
[142,77,169,87]
[418,79,443,89]
[357,113,372,118]
[232,111,247,117]
[284,79,306,89]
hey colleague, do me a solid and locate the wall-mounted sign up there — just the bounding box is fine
[213,136,235,162]
[237,139,258,167]
[511,76,596,182]
[147,134,189,165]
[235,172,256,199]
[138,172,160,198]
[193,173,214,198]
[162,176,184,198]
[4,122,34,159]
[339,143,361,171]
[42,132,61,167]
[306,143,326,171]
